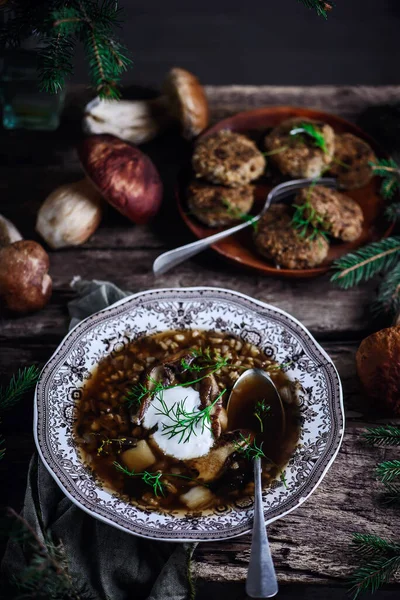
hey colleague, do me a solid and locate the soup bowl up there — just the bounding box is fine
[34,287,344,542]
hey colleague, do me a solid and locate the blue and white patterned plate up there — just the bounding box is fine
[34,287,344,542]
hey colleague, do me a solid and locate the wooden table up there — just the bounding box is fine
[1,85,400,599]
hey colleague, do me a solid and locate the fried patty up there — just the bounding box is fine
[329,133,377,189]
[295,185,364,242]
[264,117,335,178]
[192,130,266,187]
[254,204,329,269]
[187,181,254,227]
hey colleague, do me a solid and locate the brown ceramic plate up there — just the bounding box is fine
[176,106,393,278]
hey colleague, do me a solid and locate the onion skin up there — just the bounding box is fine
[0,240,52,313]
[79,134,163,225]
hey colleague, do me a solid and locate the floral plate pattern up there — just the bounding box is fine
[34,287,344,542]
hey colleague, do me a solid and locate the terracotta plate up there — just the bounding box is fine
[176,106,393,278]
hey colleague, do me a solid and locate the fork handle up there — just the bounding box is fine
[153,216,260,276]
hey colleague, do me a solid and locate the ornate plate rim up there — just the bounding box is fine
[34,286,344,542]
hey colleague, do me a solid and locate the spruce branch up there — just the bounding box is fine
[6,508,95,600]
[364,425,400,447]
[349,554,400,598]
[382,483,400,506]
[371,159,400,200]
[297,0,334,19]
[330,237,400,289]
[0,365,40,412]
[385,203,400,222]
[376,460,400,483]
[372,263,400,318]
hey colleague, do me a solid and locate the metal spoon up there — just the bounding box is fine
[227,368,285,599]
[153,177,337,276]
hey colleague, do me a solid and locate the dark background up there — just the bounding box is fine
[72,0,400,88]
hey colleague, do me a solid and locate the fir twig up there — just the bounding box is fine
[0,366,40,413]
[297,0,334,19]
[330,237,400,289]
[364,425,400,447]
[372,263,400,318]
[349,553,400,598]
[382,483,400,506]
[376,460,400,483]
[371,159,400,200]
[385,203,400,222]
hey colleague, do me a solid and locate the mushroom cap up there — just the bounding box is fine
[356,326,400,416]
[0,240,52,313]
[163,67,209,139]
[0,214,23,247]
[78,134,163,225]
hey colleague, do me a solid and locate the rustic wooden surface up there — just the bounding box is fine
[1,85,400,598]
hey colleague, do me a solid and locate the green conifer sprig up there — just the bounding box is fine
[331,237,400,289]
[376,460,400,484]
[372,263,400,318]
[364,425,400,447]
[371,159,400,200]
[349,551,400,598]
[298,0,334,18]
[0,1,131,99]
[385,202,400,222]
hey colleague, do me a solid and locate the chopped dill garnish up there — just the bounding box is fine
[253,400,271,433]
[235,434,266,460]
[289,122,328,154]
[154,389,226,444]
[113,462,208,496]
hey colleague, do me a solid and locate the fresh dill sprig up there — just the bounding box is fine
[221,199,258,230]
[114,463,166,497]
[330,236,400,289]
[292,199,330,242]
[234,434,266,460]
[253,400,271,433]
[181,348,229,373]
[289,122,328,154]
[125,354,230,409]
[155,389,226,444]
[376,460,400,484]
[113,462,207,496]
[364,425,400,447]
[370,158,400,200]
[0,365,40,412]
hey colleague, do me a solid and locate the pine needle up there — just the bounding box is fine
[0,366,40,413]
[376,460,400,483]
[385,202,400,222]
[372,263,400,318]
[382,483,400,506]
[0,433,5,461]
[371,159,400,200]
[364,425,400,447]
[297,0,334,19]
[330,237,400,289]
[349,555,400,598]
[351,533,400,558]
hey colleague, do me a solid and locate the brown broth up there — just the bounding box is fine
[74,329,300,514]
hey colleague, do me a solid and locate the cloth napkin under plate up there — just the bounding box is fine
[1,278,196,600]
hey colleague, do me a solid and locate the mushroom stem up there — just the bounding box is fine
[83,67,209,144]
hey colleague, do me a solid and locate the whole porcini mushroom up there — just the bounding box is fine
[83,67,209,144]
[356,324,400,416]
[0,240,52,313]
[0,214,23,247]
[36,179,102,249]
[79,134,163,225]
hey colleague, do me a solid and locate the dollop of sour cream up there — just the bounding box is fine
[143,385,214,460]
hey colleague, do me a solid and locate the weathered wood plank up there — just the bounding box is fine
[194,427,400,585]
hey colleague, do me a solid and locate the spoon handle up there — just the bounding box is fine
[246,457,279,598]
[153,217,260,276]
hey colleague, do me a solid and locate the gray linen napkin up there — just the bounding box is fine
[1,278,196,600]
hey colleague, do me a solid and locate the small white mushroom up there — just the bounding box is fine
[83,67,209,143]
[36,179,102,249]
[0,214,23,247]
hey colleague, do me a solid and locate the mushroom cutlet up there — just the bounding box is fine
[329,133,377,189]
[264,117,335,178]
[192,130,266,187]
[294,185,364,242]
[254,204,329,269]
[187,181,254,227]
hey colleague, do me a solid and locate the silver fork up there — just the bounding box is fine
[153,177,337,276]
